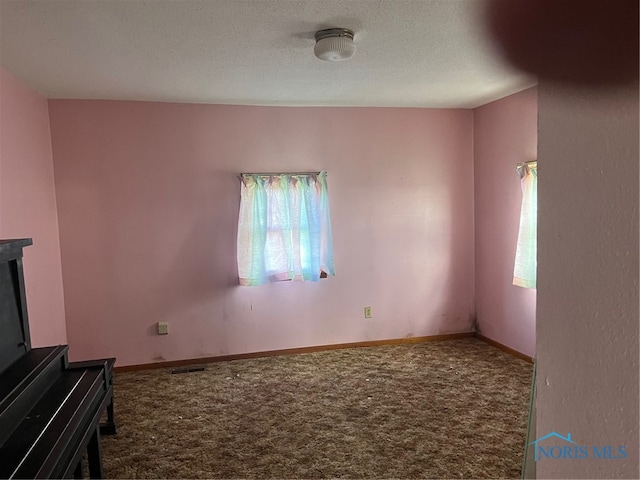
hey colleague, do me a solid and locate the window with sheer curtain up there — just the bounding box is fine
[513,161,537,288]
[236,171,335,286]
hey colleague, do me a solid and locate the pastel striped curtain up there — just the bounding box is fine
[513,162,537,288]
[237,171,335,286]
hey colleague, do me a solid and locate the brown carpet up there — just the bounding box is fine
[101,337,533,479]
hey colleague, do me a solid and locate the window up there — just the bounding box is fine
[513,161,537,288]
[237,171,335,286]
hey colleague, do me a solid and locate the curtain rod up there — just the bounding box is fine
[241,171,323,177]
[516,160,537,167]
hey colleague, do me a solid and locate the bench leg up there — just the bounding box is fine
[74,459,83,479]
[87,427,104,479]
[99,395,117,435]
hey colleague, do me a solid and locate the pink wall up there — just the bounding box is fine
[537,82,638,477]
[0,68,67,346]
[48,101,475,367]
[473,87,537,358]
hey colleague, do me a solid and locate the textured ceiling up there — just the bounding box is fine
[0,0,536,108]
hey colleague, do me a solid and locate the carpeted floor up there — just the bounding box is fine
[101,337,533,479]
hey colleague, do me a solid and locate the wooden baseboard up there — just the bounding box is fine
[114,332,474,373]
[475,333,534,364]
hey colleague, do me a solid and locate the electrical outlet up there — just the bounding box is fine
[157,321,169,335]
[364,306,372,318]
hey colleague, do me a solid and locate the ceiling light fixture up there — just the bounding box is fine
[314,28,356,62]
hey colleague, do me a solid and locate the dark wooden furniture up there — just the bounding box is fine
[0,239,116,479]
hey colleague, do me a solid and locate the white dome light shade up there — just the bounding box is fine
[314,28,356,62]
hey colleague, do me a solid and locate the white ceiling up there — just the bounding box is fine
[0,0,536,108]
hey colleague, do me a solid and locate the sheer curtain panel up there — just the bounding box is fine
[513,161,537,288]
[237,171,335,286]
